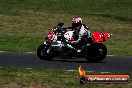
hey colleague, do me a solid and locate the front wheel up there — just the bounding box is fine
[37,43,54,60]
[86,43,107,62]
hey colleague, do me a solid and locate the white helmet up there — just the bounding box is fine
[72,17,82,28]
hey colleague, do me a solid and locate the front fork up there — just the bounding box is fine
[43,41,53,54]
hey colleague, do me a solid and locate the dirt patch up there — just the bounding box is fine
[0,83,23,88]
[0,83,53,88]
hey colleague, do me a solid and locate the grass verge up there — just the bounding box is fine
[0,67,131,88]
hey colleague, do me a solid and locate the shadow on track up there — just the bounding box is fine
[47,58,106,63]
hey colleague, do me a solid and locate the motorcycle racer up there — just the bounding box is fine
[37,19,111,62]
[67,17,93,49]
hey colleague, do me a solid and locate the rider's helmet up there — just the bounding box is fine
[72,17,82,28]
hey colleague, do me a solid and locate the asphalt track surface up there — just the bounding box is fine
[0,52,132,72]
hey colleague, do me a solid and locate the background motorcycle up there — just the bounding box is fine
[37,23,111,62]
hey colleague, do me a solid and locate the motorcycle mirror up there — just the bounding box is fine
[57,23,64,27]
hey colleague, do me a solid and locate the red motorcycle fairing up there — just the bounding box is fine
[46,31,55,42]
[92,32,111,43]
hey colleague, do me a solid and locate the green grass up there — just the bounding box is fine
[0,0,132,55]
[0,67,131,88]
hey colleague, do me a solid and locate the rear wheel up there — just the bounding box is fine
[37,43,54,60]
[86,43,107,62]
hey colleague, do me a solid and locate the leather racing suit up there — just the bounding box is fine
[70,24,92,49]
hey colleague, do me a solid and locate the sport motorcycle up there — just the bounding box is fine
[37,23,111,62]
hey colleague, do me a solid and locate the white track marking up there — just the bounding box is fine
[0,51,115,56]
[66,70,111,74]
[25,68,33,69]
[0,67,3,68]
[66,70,94,73]
[26,52,35,54]
[66,70,75,72]
[107,55,114,56]
[101,72,111,73]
